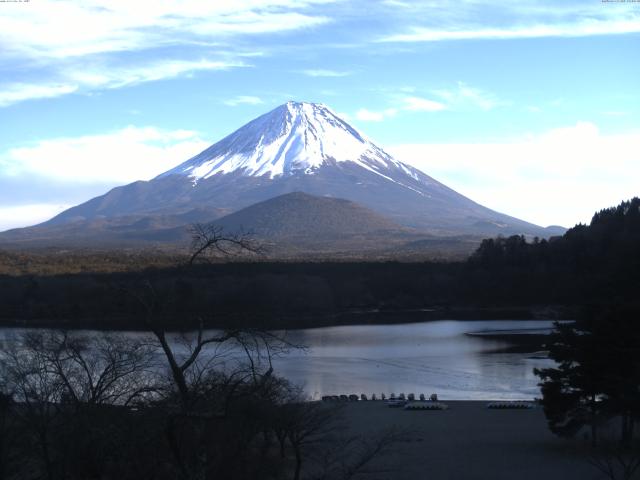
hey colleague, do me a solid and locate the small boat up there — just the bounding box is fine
[404,401,448,410]
[486,401,534,409]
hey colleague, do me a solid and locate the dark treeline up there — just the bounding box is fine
[0,329,401,480]
[522,199,640,460]
[0,261,562,330]
[0,198,639,330]
[470,197,640,306]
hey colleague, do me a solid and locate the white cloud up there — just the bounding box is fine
[0,203,72,232]
[1,126,209,183]
[300,69,351,77]
[355,95,445,122]
[355,108,398,122]
[0,0,331,105]
[356,83,499,123]
[0,1,331,60]
[0,83,78,107]
[68,58,249,90]
[402,96,446,112]
[432,82,500,111]
[356,109,385,122]
[380,18,640,42]
[224,95,264,106]
[388,122,640,227]
[0,59,251,107]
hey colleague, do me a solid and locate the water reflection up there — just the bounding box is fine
[0,320,558,400]
[272,320,557,400]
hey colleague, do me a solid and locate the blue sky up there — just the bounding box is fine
[1,0,638,230]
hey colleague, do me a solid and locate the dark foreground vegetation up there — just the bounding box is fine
[1,198,639,330]
[527,199,640,478]
[0,329,402,480]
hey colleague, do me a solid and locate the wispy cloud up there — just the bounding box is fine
[0,59,249,107]
[380,19,640,43]
[224,95,264,106]
[432,82,500,111]
[300,69,351,77]
[0,1,332,60]
[355,94,445,122]
[72,59,249,89]
[0,1,332,106]
[355,107,398,122]
[402,96,447,112]
[0,83,78,107]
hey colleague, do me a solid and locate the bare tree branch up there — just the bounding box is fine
[188,223,263,266]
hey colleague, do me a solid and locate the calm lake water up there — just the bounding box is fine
[271,320,557,400]
[0,320,559,400]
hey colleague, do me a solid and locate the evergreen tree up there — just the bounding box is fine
[536,305,640,446]
[535,320,608,445]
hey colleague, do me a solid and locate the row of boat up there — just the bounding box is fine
[321,393,437,402]
[321,395,536,410]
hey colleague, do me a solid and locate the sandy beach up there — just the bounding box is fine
[338,401,598,480]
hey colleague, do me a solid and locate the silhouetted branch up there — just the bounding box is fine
[188,223,262,265]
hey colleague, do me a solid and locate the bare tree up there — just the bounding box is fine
[1,330,160,480]
[31,331,158,407]
[2,332,67,480]
[312,427,406,480]
[188,223,262,266]
[0,376,17,480]
[275,399,406,480]
[588,436,640,480]
[283,401,343,480]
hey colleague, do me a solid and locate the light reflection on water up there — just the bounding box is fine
[271,320,557,400]
[0,320,558,401]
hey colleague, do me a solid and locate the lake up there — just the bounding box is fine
[271,320,558,400]
[0,320,559,401]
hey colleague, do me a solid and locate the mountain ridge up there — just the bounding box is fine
[0,101,564,251]
[212,191,405,239]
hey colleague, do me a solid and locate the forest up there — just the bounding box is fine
[0,198,638,330]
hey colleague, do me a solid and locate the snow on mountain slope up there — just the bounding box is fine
[8,100,558,241]
[159,101,420,184]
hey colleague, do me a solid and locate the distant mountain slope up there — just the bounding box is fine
[31,101,555,237]
[0,208,220,247]
[212,191,403,239]
[0,101,565,253]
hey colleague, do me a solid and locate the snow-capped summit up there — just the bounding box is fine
[25,100,556,241]
[159,101,415,181]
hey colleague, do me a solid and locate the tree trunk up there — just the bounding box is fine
[293,446,302,480]
[39,430,55,480]
[165,416,190,480]
[621,412,632,447]
[154,331,190,411]
[276,433,286,459]
[590,397,598,447]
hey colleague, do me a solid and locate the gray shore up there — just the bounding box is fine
[339,401,598,480]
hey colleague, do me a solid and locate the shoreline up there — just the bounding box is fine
[0,305,571,332]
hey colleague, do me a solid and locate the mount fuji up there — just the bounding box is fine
[0,101,562,251]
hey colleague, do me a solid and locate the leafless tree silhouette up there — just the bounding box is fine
[188,223,262,266]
